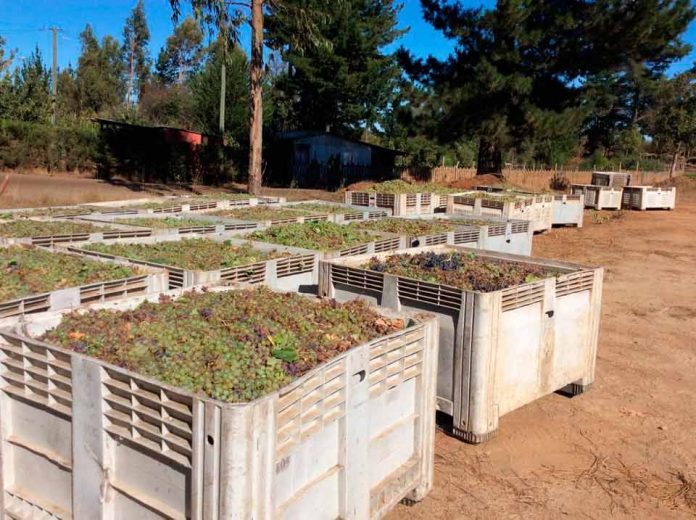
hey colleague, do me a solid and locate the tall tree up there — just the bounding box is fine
[9,47,51,122]
[168,0,325,194]
[0,35,17,116]
[649,71,696,176]
[156,16,205,85]
[266,0,403,136]
[0,35,15,75]
[401,0,695,174]
[76,25,125,116]
[189,39,249,138]
[122,0,151,107]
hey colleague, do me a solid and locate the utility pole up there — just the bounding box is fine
[219,34,227,134]
[50,26,58,126]
[45,26,59,126]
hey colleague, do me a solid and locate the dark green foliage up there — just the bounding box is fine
[83,239,288,270]
[365,251,556,291]
[250,221,376,251]
[0,120,98,172]
[188,40,249,140]
[76,25,126,116]
[266,0,403,135]
[401,0,696,173]
[0,246,137,302]
[41,287,406,402]
[648,71,696,169]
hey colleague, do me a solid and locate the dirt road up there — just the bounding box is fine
[388,178,696,519]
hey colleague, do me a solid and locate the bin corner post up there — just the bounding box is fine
[341,347,371,520]
[582,267,604,391]
[218,400,276,520]
[265,259,279,290]
[48,287,81,313]
[72,357,109,520]
[453,291,500,444]
[318,260,335,298]
[381,274,401,311]
[403,317,439,503]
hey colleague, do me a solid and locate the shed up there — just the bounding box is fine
[268,131,403,189]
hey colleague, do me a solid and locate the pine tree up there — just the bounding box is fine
[76,25,126,116]
[11,47,51,122]
[266,0,403,137]
[122,0,151,107]
[649,71,696,176]
[189,39,249,139]
[403,0,695,174]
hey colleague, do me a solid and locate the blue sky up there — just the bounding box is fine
[0,0,694,74]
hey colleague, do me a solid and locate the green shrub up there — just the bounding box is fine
[0,119,99,172]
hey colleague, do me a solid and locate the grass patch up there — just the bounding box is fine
[249,221,376,251]
[40,287,405,402]
[0,246,137,301]
[83,239,287,270]
[364,251,557,292]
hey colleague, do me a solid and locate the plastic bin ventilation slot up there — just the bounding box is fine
[0,287,439,519]
[319,245,603,443]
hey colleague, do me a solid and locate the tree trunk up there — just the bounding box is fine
[669,144,681,179]
[247,0,264,195]
[476,137,503,176]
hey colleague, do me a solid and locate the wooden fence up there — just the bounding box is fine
[400,166,680,191]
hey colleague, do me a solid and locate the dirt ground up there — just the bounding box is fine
[0,172,343,208]
[387,178,696,519]
[3,171,695,517]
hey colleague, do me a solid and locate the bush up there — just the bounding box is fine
[0,119,98,172]
[549,171,570,191]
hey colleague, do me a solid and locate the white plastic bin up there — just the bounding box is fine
[570,184,622,210]
[621,186,676,210]
[319,245,603,443]
[0,286,439,519]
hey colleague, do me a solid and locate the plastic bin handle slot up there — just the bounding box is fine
[353,370,366,384]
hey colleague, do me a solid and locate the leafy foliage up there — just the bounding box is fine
[83,239,287,270]
[211,206,315,221]
[40,287,406,402]
[0,246,136,302]
[122,0,151,105]
[400,0,696,173]
[0,120,99,172]
[0,220,104,238]
[365,251,556,292]
[155,16,205,86]
[266,0,403,135]
[113,216,220,229]
[353,217,453,236]
[283,203,351,214]
[362,180,457,194]
[250,221,376,251]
